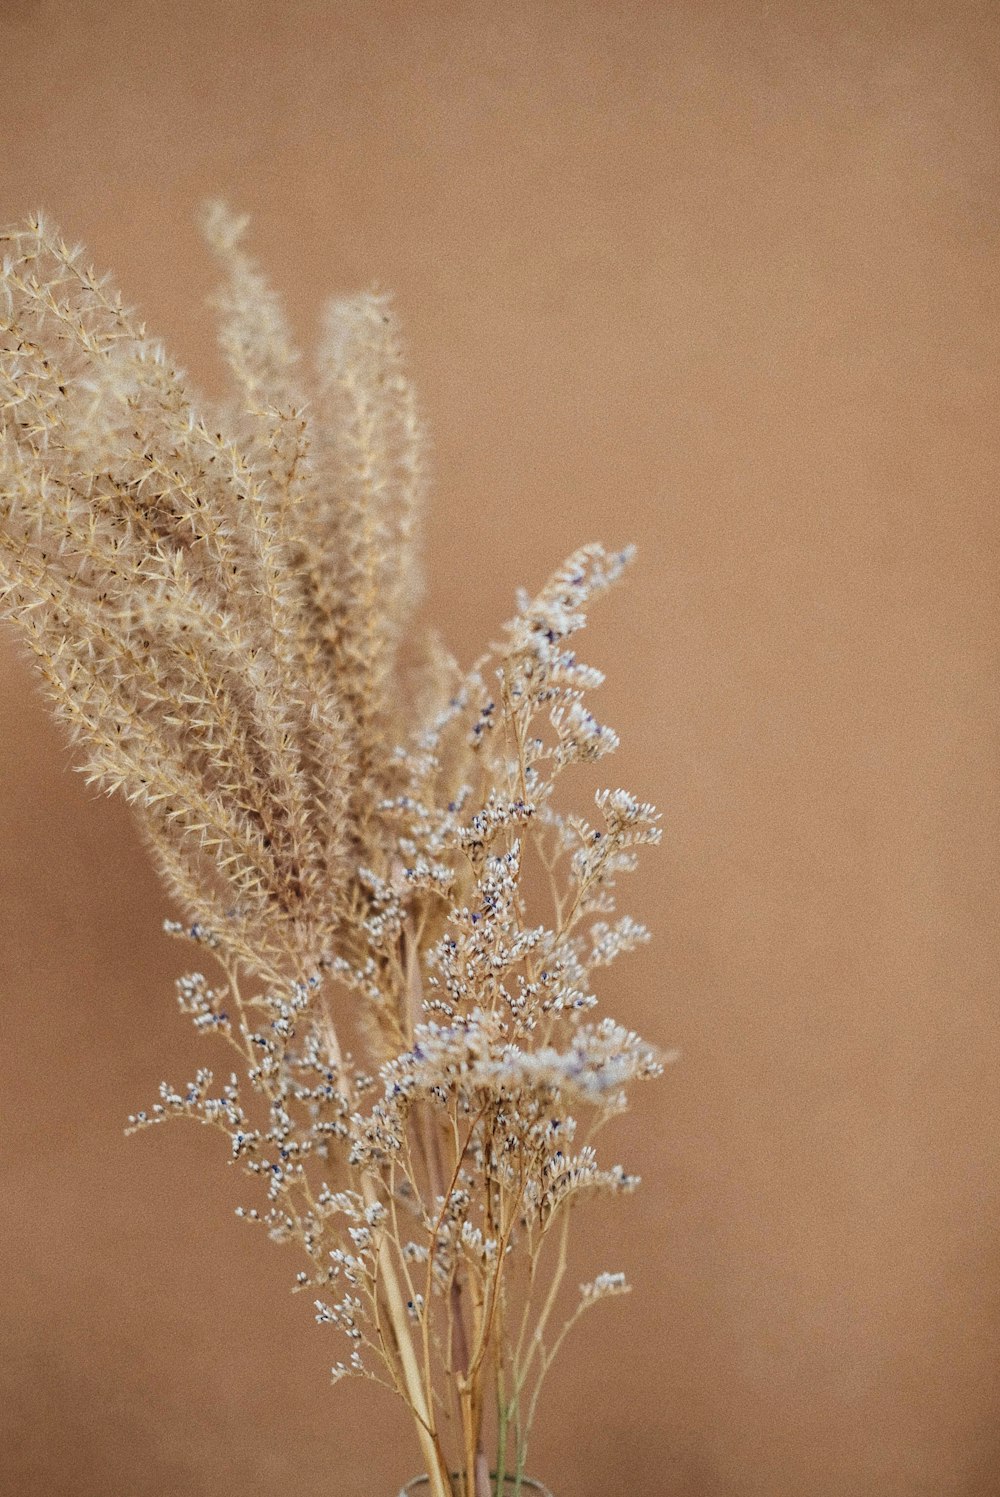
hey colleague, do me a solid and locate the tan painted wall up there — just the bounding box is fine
[1,4,997,1493]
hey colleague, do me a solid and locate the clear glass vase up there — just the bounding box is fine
[398,1479,552,1496]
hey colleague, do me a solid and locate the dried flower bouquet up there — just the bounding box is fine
[0,205,667,1497]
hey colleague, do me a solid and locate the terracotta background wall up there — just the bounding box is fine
[1,3,997,1494]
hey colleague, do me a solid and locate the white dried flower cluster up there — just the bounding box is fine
[1,207,670,1497]
[580,1271,631,1302]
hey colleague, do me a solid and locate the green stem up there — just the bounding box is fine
[513,1402,526,1497]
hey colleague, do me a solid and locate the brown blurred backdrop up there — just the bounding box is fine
[1,3,998,1494]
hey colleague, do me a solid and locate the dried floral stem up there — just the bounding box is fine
[0,205,670,1495]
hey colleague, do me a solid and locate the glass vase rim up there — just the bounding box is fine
[398,1477,552,1496]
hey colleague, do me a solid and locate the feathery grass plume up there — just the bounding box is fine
[0,205,668,1497]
